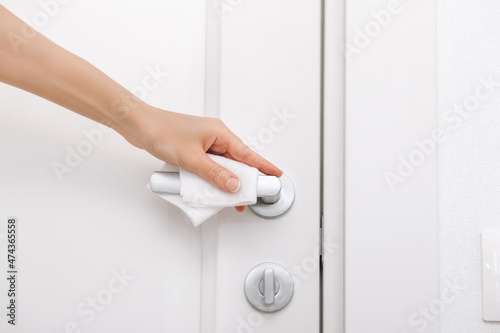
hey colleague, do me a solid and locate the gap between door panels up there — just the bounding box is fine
[199,0,343,331]
[319,0,326,332]
[321,0,346,332]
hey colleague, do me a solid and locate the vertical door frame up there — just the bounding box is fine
[322,0,345,332]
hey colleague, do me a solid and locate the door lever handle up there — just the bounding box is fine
[149,171,282,203]
[149,171,295,218]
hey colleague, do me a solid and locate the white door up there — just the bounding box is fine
[0,1,323,332]
[198,1,322,332]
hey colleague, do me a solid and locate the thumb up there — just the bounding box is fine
[187,152,241,193]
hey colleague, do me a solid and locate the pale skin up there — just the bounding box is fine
[0,5,283,212]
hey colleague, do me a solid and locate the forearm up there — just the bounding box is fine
[0,5,282,195]
[0,5,143,130]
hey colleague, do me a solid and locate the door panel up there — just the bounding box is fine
[0,1,206,332]
[0,1,322,332]
[201,0,322,332]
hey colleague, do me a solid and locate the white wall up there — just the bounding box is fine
[438,0,500,332]
[344,0,439,332]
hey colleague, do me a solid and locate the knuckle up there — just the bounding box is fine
[210,117,226,129]
[208,166,226,182]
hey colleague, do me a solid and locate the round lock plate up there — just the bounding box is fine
[249,174,295,219]
[244,262,294,313]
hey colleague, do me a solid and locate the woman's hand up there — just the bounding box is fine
[115,104,283,212]
[0,5,283,212]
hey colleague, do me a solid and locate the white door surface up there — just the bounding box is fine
[0,1,323,332]
[202,1,322,332]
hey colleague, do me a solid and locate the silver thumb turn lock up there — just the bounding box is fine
[244,262,294,312]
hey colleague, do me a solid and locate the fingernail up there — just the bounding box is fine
[225,177,240,193]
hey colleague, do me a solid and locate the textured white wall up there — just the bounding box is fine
[438,0,500,332]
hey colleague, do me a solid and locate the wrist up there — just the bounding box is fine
[105,91,146,129]
[107,93,152,144]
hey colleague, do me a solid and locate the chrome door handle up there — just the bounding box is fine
[149,171,282,202]
[149,171,295,218]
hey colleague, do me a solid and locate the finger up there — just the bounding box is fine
[226,139,283,177]
[234,206,245,213]
[184,150,241,193]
